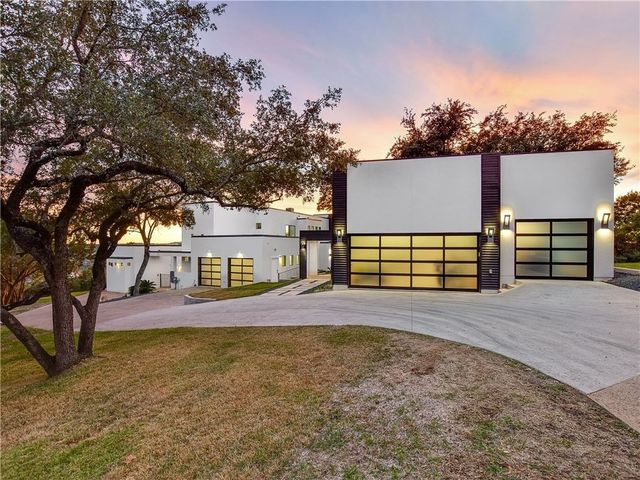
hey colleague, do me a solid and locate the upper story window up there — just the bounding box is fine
[285,225,296,237]
[256,222,262,230]
[279,255,286,267]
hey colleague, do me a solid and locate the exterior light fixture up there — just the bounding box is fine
[336,228,343,243]
[487,227,495,243]
[237,252,244,258]
[601,212,611,228]
[503,214,511,229]
[300,239,306,248]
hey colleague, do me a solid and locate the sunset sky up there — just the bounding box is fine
[144,1,639,243]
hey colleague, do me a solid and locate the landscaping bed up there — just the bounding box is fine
[2,326,638,479]
[189,280,297,301]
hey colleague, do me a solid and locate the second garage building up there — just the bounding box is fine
[329,149,615,292]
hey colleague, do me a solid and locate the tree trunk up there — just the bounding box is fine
[77,258,107,357]
[132,243,150,296]
[49,278,81,373]
[1,308,56,376]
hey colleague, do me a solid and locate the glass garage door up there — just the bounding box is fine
[515,219,593,280]
[199,257,221,287]
[228,257,254,287]
[349,234,479,291]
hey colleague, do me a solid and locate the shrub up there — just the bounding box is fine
[128,280,157,296]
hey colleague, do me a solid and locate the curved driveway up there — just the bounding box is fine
[92,280,640,395]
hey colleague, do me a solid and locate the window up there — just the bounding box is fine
[296,254,300,265]
[256,222,262,230]
[279,255,286,267]
[289,255,294,266]
[285,225,296,237]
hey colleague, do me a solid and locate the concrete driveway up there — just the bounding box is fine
[18,280,638,395]
[83,280,639,397]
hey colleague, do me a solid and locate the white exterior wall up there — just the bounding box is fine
[107,245,191,292]
[347,155,482,233]
[190,235,299,286]
[109,203,322,291]
[500,150,614,283]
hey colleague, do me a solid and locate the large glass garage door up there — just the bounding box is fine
[349,234,479,291]
[515,219,593,280]
[198,257,221,287]
[228,257,254,287]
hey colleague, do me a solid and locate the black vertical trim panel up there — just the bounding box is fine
[331,171,348,285]
[299,237,307,279]
[480,154,501,291]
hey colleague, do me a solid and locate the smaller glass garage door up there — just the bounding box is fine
[199,257,221,287]
[349,234,479,290]
[229,257,254,287]
[515,219,593,280]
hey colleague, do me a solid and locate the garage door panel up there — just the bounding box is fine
[516,250,550,263]
[552,265,588,278]
[552,236,588,249]
[516,264,550,277]
[349,233,479,290]
[515,219,592,280]
[552,250,587,263]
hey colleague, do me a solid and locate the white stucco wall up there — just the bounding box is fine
[500,150,614,283]
[347,155,482,233]
[190,236,299,287]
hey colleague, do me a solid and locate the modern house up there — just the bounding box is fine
[106,203,330,293]
[325,150,614,292]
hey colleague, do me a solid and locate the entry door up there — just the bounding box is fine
[515,219,593,280]
[228,257,254,287]
[198,257,221,287]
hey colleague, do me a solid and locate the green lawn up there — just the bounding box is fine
[615,262,640,270]
[10,291,89,315]
[191,280,297,301]
[2,326,638,480]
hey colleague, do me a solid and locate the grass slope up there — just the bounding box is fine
[2,327,638,480]
[615,262,640,270]
[191,280,297,301]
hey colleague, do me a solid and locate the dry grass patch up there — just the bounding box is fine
[2,326,638,480]
[1,326,389,479]
[289,332,640,480]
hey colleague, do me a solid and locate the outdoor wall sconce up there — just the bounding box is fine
[503,214,511,229]
[336,228,343,243]
[601,212,611,229]
[300,239,306,248]
[487,227,495,243]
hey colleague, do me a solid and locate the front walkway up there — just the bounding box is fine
[262,275,331,297]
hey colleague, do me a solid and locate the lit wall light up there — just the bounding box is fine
[237,252,244,258]
[503,214,511,229]
[335,228,343,243]
[300,239,306,248]
[487,227,495,243]
[601,212,611,229]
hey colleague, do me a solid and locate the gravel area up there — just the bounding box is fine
[607,273,640,291]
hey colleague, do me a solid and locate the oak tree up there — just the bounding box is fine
[1,0,356,376]
[390,100,633,182]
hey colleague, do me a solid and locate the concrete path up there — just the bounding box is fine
[262,275,331,297]
[90,280,640,397]
[16,287,209,330]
